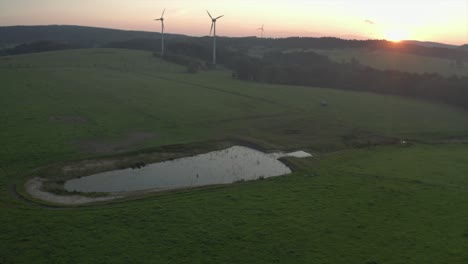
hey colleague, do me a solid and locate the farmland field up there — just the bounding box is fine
[1,49,468,263]
[306,48,468,77]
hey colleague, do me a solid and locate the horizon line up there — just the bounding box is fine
[1,23,466,46]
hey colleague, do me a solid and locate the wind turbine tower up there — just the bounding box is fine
[154,9,166,57]
[207,10,224,65]
[257,25,265,38]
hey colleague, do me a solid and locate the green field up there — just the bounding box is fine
[1,49,468,263]
[306,48,468,77]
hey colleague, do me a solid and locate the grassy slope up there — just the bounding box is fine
[2,145,468,264]
[1,49,468,263]
[308,48,468,77]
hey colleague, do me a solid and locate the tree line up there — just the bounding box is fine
[2,36,467,110]
[100,38,468,110]
[0,41,74,56]
[231,51,468,109]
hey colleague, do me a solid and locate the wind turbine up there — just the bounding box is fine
[207,10,224,65]
[257,24,265,38]
[154,8,166,57]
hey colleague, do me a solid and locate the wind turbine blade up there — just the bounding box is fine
[210,22,214,35]
[215,15,224,20]
[161,8,166,18]
[162,21,165,31]
[207,10,213,19]
[155,18,161,21]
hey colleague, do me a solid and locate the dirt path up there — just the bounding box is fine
[8,183,54,209]
[25,178,122,206]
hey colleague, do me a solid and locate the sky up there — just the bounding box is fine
[0,0,467,45]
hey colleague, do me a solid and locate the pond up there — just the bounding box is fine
[64,146,307,193]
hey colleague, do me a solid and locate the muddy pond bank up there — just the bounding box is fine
[64,146,294,193]
[24,140,314,205]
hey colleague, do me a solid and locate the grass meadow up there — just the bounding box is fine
[1,49,467,263]
[309,48,468,77]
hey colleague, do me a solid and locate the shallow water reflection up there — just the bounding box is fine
[65,146,292,193]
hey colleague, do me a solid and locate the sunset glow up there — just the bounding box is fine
[384,29,410,42]
[0,0,467,45]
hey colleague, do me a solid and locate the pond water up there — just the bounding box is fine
[64,146,297,193]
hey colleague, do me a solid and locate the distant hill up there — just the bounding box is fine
[402,40,458,49]
[0,41,73,56]
[0,25,185,48]
[242,38,468,62]
[459,44,468,51]
[1,25,467,62]
[103,38,162,51]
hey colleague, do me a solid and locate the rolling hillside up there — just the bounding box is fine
[0,25,185,48]
[1,49,468,263]
[310,48,468,77]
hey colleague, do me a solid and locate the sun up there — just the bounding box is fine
[384,29,410,42]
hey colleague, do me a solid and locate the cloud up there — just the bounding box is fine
[364,19,375,25]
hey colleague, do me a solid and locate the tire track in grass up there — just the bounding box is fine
[8,184,65,210]
[137,72,293,109]
[123,71,308,127]
[184,112,306,127]
[133,71,357,134]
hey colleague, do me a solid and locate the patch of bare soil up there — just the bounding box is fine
[62,159,118,176]
[75,132,156,154]
[429,139,468,144]
[342,130,400,148]
[25,178,122,205]
[49,115,89,124]
[23,140,251,205]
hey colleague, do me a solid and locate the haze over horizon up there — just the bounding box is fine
[1,0,467,45]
